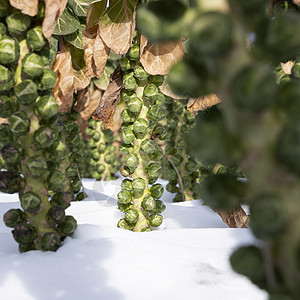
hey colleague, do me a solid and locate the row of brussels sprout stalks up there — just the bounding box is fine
[78,118,121,180]
[0,3,78,252]
[161,97,201,202]
[116,40,167,231]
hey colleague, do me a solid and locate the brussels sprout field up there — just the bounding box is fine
[1,0,300,299]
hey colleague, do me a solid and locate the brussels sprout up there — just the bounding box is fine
[118,189,132,204]
[120,57,132,71]
[48,206,65,223]
[41,232,61,251]
[166,182,178,193]
[140,139,156,155]
[121,129,136,144]
[0,124,12,146]
[121,108,136,123]
[6,11,31,36]
[47,169,68,191]
[26,155,48,177]
[33,126,56,149]
[36,95,58,120]
[26,26,47,51]
[141,195,156,212]
[50,192,73,209]
[151,124,166,140]
[117,218,134,230]
[75,192,87,201]
[0,36,20,65]
[119,143,134,154]
[125,209,139,224]
[149,146,163,161]
[57,215,77,236]
[124,153,139,171]
[1,142,24,165]
[154,200,166,213]
[0,170,24,193]
[133,65,149,81]
[40,69,57,90]
[149,214,163,227]
[14,80,38,105]
[132,177,146,196]
[97,163,106,174]
[9,111,30,136]
[128,44,140,60]
[121,179,132,191]
[0,65,14,92]
[171,154,183,166]
[22,53,44,78]
[0,94,17,117]
[144,83,159,100]
[121,90,135,103]
[133,118,149,134]
[12,222,36,244]
[104,152,115,164]
[149,184,164,199]
[128,97,143,113]
[3,208,25,228]
[0,0,9,17]
[154,93,165,105]
[19,192,41,214]
[123,73,137,91]
[185,159,198,173]
[148,104,166,121]
[71,177,82,193]
[147,162,162,178]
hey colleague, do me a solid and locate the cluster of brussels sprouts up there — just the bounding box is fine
[117,41,167,231]
[161,97,200,202]
[0,2,77,252]
[78,118,121,180]
[138,0,300,298]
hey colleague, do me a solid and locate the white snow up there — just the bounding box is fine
[0,178,268,300]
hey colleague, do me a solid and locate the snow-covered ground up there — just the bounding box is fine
[0,178,268,300]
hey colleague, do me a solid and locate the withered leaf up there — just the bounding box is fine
[82,26,110,78]
[86,0,108,30]
[52,45,74,113]
[159,79,182,100]
[0,118,8,124]
[281,61,294,75]
[140,35,184,75]
[98,0,138,55]
[9,0,38,16]
[93,65,123,130]
[187,94,221,113]
[43,0,68,43]
[214,207,249,228]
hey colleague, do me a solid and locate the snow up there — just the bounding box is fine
[0,178,268,300]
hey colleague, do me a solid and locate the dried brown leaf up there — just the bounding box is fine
[73,70,91,90]
[99,12,136,55]
[140,35,184,75]
[86,0,107,30]
[78,87,102,121]
[214,207,250,228]
[43,0,68,43]
[281,61,295,75]
[159,79,182,100]
[82,26,110,78]
[93,65,123,130]
[52,46,74,113]
[9,0,38,16]
[187,94,222,113]
[0,118,8,124]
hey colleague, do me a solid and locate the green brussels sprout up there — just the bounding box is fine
[104,152,115,164]
[47,169,68,191]
[230,246,267,289]
[170,154,182,166]
[121,129,136,144]
[133,118,149,134]
[143,83,159,100]
[22,53,44,78]
[117,189,132,204]
[48,206,65,223]
[120,165,131,177]
[121,179,132,191]
[119,143,134,154]
[149,146,163,161]
[92,171,101,180]
[147,104,166,121]
[36,95,58,120]
[41,232,61,251]
[147,162,162,178]
[185,159,198,173]
[123,73,137,91]
[18,242,35,252]
[92,149,100,160]
[69,110,80,121]
[140,139,156,155]
[124,209,139,224]
[3,208,25,228]
[6,11,31,36]
[97,163,106,174]
[128,96,143,113]
[92,131,101,142]
[166,182,178,193]
[154,200,166,213]
[0,124,12,146]
[9,111,30,136]
[0,65,14,91]
[128,44,140,60]
[0,0,9,17]
[40,69,57,90]
[26,26,46,51]
[132,177,146,197]
[0,171,24,193]
[120,57,132,71]
[12,222,36,244]
[133,65,149,81]
[19,192,41,214]
[250,193,287,238]
[149,183,164,199]
[50,192,73,209]
[1,142,24,165]
[117,218,134,230]
[124,153,139,171]
[121,90,135,103]
[0,95,17,117]
[149,75,164,86]
[151,124,166,140]
[66,165,77,177]
[57,215,77,236]
[26,155,48,177]
[33,126,56,149]
[141,195,156,212]
[117,202,131,212]
[182,176,191,188]
[75,192,87,201]
[121,108,136,123]
[173,192,184,202]
[154,93,165,105]
[164,169,178,183]
[149,214,163,227]
[0,37,20,65]
[14,80,38,105]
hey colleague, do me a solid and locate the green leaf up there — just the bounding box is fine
[53,7,80,35]
[64,23,86,49]
[67,0,94,17]
[106,0,138,23]
[93,62,115,90]
[70,46,85,71]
